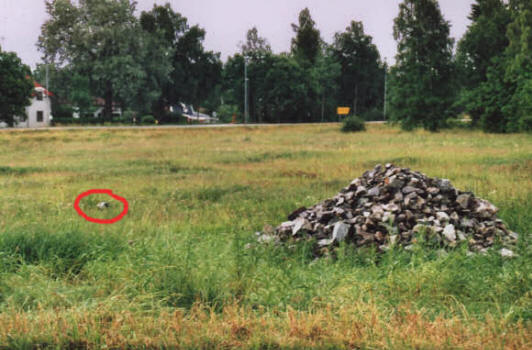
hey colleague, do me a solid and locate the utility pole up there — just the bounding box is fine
[383,58,388,121]
[46,63,49,93]
[244,56,249,124]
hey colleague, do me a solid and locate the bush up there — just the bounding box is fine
[141,115,156,124]
[216,104,239,123]
[519,115,532,132]
[341,115,366,132]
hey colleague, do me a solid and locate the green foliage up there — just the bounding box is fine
[141,115,156,124]
[455,0,532,133]
[0,49,33,126]
[140,4,222,115]
[361,108,385,121]
[332,21,384,116]
[518,115,532,132]
[341,115,366,132]
[311,53,341,122]
[290,8,321,66]
[216,104,239,123]
[389,0,455,131]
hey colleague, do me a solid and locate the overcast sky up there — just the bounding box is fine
[0,0,474,69]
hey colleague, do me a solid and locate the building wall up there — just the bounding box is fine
[15,92,52,128]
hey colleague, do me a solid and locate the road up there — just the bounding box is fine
[0,121,386,132]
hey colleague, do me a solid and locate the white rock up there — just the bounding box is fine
[332,221,350,242]
[500,248,514,258]
[292,218,311,236]
[436,211,450,222]
[443,224,456,241]
[97,202,109,210]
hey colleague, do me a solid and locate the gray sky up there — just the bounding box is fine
[0,0,474,69]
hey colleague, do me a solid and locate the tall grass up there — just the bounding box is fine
[0,124,530,348]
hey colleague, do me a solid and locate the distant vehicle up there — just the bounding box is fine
[170,103,218,123]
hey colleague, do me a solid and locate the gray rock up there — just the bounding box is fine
[436,211,450,222]
[368,187,380,197]
[292,218,312,236]
[355,186,367,197]
[456,193,472,209]
[332,221,350,242]
[402,186,418,194]
[437,179,452,192]
[443,224,456,241]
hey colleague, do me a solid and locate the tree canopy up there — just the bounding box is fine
[389,0,455,131]
[0,49,34,126]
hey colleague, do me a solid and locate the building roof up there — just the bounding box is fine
[33,81,54,97]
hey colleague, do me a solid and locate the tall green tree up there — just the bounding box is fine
[503,0,532,131]
[0,49,33,126]
[240,27,272,60]
[39,0,152,120]
[291,8,321,66]
[455,0,511,125]
[311,51,341,122]
[140,4,222,113]
[389,0,455,131]
[331,21,384,116]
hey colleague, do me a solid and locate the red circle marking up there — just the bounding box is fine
[74,189,128,224]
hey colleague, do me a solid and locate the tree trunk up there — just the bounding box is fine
[353,84,358,116]
[321,95,325,122]
[104,81,113,121]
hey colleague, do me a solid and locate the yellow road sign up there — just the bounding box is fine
[337,107,350,115]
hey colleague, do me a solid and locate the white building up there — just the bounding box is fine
[15,82,53,128]
[0,82,53,128]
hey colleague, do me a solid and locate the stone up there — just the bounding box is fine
[292,218,312,236]
[436,211,450,222]
[264,164,519,257]
[355,186,367,197]
[437,179,452,192]
[456,193,472,209]
[402,186,418,194]
[500,248,514,258]
[97,202,110,210]
[443,224,456,242]
[332,221,350,242]
[368,187,380,197]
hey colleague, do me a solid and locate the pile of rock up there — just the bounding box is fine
[260,164,518,256]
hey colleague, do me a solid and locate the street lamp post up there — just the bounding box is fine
[244,56,249,124]
[383,58,388,121]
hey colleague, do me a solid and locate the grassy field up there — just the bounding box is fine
[0,124,530,349]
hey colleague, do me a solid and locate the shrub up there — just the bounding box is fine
[341,115,366,132]
[141,115,156,124]
[216,104,239,123]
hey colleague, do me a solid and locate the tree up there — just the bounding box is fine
[0,49,33,126]
[140,4,222,113]
[503,0,532,131]
[39,0,150,120]
[260,55,314,122]
[240,27,272,60]
[311,51,341,121]
[331,21,384,116]
[291,8,321,66]
[455,0,510,124]
[389,0,455,131]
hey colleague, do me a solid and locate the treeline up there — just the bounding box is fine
[387,0,531,132]
[35,1,384,125]
[2,0,530,132]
